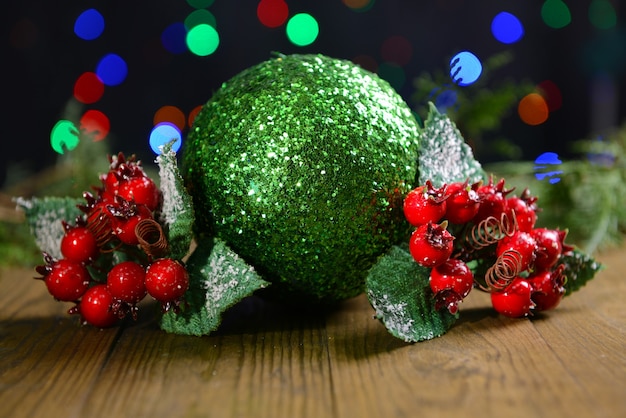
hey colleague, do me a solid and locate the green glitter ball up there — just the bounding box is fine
[182,54,421,304]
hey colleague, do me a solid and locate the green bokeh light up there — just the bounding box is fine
[589,0,617,29]
[184,9,217,30]
[541,0,572,29]
[377,62,405,92]
[50,120,80,154]
[286,13,319,46]
[186,0,215,8]
[186,24,219,56]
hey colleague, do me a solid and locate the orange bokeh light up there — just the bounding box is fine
[518,93,549,126]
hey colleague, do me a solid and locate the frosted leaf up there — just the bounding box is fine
[156,141,195,260]
[418,102,486,187]
[15,196,83,259]
[365,244,458,342]
[160,238,269,336]
[562,249,603,296]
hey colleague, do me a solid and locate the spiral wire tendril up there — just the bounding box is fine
[86,206,119,252]
[464,211,518,253]
[482,248,524,292]
[135,218,169,259]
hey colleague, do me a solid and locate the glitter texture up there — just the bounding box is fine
[182,54,420,303]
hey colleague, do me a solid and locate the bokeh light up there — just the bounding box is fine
[450,51,482,86]
[185,9,217,30]
[541,0,572,29]
[161,22,188,54]
[518,93,549,125]
[286,13,319,46]
[10,18,38,49]
[50,120,80,154]
[154,105,186,131]
[377,62,405,91]
[186,24,220,56]
[74,9,105,41]
[537,80,562,112]
[381,35,412,66]
[80,110,110,141]
[73,72,104,104]
[342,0,376,12]
[351,55,378,73]
[188,105,203,128]
[186,0,215,8]
[589,0,617,30]
[491,12,524,44]
[433,88,458,113]
[96,53,128,86]
[257,0,289,28]
[149,123,182,155]
[534,152,563,184]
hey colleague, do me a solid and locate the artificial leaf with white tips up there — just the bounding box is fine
[366,244,458,342]
[160,238,269,336]
[418,102,486,187]
[15,196,83,259]
[156,141,195,261]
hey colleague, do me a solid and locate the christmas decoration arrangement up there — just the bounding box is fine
[17,54,601,342]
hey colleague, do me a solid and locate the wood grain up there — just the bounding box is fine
[1,248,624,418]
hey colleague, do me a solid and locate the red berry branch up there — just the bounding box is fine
[403,176,574,318]
[35,153,190,328]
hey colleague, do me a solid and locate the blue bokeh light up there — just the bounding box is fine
[161,22,188,54]
[95,53,128,86]
[74,9,105,41]
[534,152,563,184]
[491,12,524,44]
[450,51,482,86]
[149,123,182,155]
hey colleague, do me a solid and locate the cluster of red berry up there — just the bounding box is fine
[36,153,189,328]
[404,177,573,317]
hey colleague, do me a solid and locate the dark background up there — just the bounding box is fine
[3,0,625,188]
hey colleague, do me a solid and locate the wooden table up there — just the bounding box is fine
[1,248,624,418]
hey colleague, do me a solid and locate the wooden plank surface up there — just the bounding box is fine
[1,248,624,418]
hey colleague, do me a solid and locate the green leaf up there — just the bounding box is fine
[159,238,269,336]
[418,102,486,187]
[156,141,196,261]
[15,196,83,259]
[561,249,603,296]
[366,244,458,342]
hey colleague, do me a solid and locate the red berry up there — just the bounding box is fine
[43,259,91,301]
[474,177,512,222]
[61,226,99,263]
[491,278,534,318]
[433,290,464,315]
[111,203,153,245]
[409,222,454,268]
[145,258,189,304]
[506,196,537,233]
[106,261,147,304]
[430,259,474,314]
[444,181,480,224]
[403,181,447,226]
[529,265,566,311]
[531,228,564,271]
[430,259,474,298]
[100,171,120,201]
[118,176,160,211]
[79,284,118,328]
[496,231,537,272]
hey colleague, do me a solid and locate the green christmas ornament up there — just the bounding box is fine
[182,53,421,303]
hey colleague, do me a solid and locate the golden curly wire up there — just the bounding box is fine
[135,218,169,259]
[464,210,518,252]
[481,248,524,292]
[85,205,119,252]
